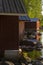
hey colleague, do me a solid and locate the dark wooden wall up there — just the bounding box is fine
[0,15,19,50]
[25,21,40,40]
[25,21,40,31]
[25,22,36,31]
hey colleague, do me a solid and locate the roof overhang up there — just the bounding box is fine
[0,13,27,16]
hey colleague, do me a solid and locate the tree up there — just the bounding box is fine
[23,0,42,19]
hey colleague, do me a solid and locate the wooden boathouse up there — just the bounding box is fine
[19,16,40,40]
[0,0,27,50]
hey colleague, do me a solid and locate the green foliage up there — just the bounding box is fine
[23,50,41,60]
[23,0,42,19]
[22,0,42,60]
[28,50,41,60]
[41,17,43,26]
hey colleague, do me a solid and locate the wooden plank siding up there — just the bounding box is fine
[19,21,25,40]
[36,21,40,40]
[0,15,19,50]
[36,21,40,31]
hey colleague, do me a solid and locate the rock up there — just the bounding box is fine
[32,60,43,65]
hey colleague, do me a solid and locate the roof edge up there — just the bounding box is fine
[0,13,27,16]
